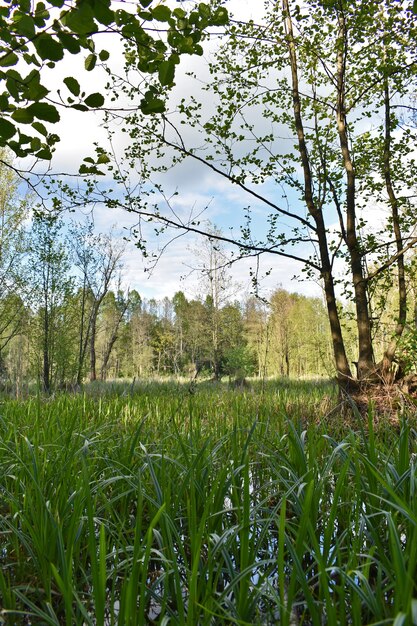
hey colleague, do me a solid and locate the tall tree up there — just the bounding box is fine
[244,296,270,379]
[71,221,125,382]
[268,289,332,378]
[196,226,237,378]
[99,288,130,381]
[107,0,417,387]
[0,150,27,363]
[29,216,72,392]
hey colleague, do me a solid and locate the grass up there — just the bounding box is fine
[0,378,417,624]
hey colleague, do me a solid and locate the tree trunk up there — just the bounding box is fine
[283,0,352,385]
[100,297,128,380]
[100,334,118,381]
[380,78,407,380]
[336,11,374,380]
[90,308,97,382]
[43,313,50,393]
[76,277,89,386]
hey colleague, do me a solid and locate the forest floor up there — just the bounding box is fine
[0,378,417,624]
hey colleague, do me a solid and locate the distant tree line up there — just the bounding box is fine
[1,282,334,393]
[0,154,336,391]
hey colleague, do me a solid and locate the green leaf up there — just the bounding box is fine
[63,76,80,97]
[33,2,50,27]
[152,5,171,22]
[32,121,48,136]
[139,0,153,7]
[0,52,19,67]
[57,32,81,55]
[96,153,110,164]
[27,78,49,101]
[63,4,96,34]
[19,132,34,145]
[14,13,36,37]
[27,102,60,123]
[211,7,228,26]
[84,92,104,108]
[5,77,19,101]
[92,1,114,26]
[79,163,103,175]
[198,3,211,18]
[0,94,9,110]
[34,34,64,61]
[173,8,186,18]
[99,49,110,62]
[35,147,53,160]
[178,36,195,54]
[0,118,16,140]
[71,104,88,112]
[85,53,96,71]
[30,137,41,151]
[158,59,175,86]
[137,10,152,21]
[140,96,165,115]
[11,108,34,124]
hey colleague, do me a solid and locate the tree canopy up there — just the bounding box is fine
[2,0,417,387]
[0,0,228,163]
[92,0,417,386]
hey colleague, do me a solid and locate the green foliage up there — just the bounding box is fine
[0,0,229,159]
[223,344,256,379]
[1,381,417,623]
[398,328,417,374]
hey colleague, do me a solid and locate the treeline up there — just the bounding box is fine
[0,154,335,391]
[1,276,334,391]
[3,151,414,391]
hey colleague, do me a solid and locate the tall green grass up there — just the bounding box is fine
[0,380,416,624]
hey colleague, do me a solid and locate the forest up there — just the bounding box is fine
[0,154,335,391]
[2,147,414,394]
[1,0,417,624]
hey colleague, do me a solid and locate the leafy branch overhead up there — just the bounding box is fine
[0,0,228,160]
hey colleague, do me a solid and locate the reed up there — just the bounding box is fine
[0,379,416,624]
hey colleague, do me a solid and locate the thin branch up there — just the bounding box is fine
[367,237,417,281]
[123,203,322,271]
[160,117,317,232]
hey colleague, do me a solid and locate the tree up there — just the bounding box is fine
[28,216,72,392]
[244,296,270,379]
[268,288,332,378]
[221,302,254,381]
[172,291,190,373]
[98,288,130,380]
[103,0,417,387]
[0,150,28,363]
[71,224,125,383]
[182,298,210,372]
[130,298,156,377]
[195,226,238,378]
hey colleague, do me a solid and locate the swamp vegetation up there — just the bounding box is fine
[1,379,417,624]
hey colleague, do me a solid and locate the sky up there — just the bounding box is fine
[19,0,326,304]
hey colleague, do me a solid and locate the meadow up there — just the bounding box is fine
[1,379,417,625]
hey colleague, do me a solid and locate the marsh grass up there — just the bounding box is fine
[1,379,417,624]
